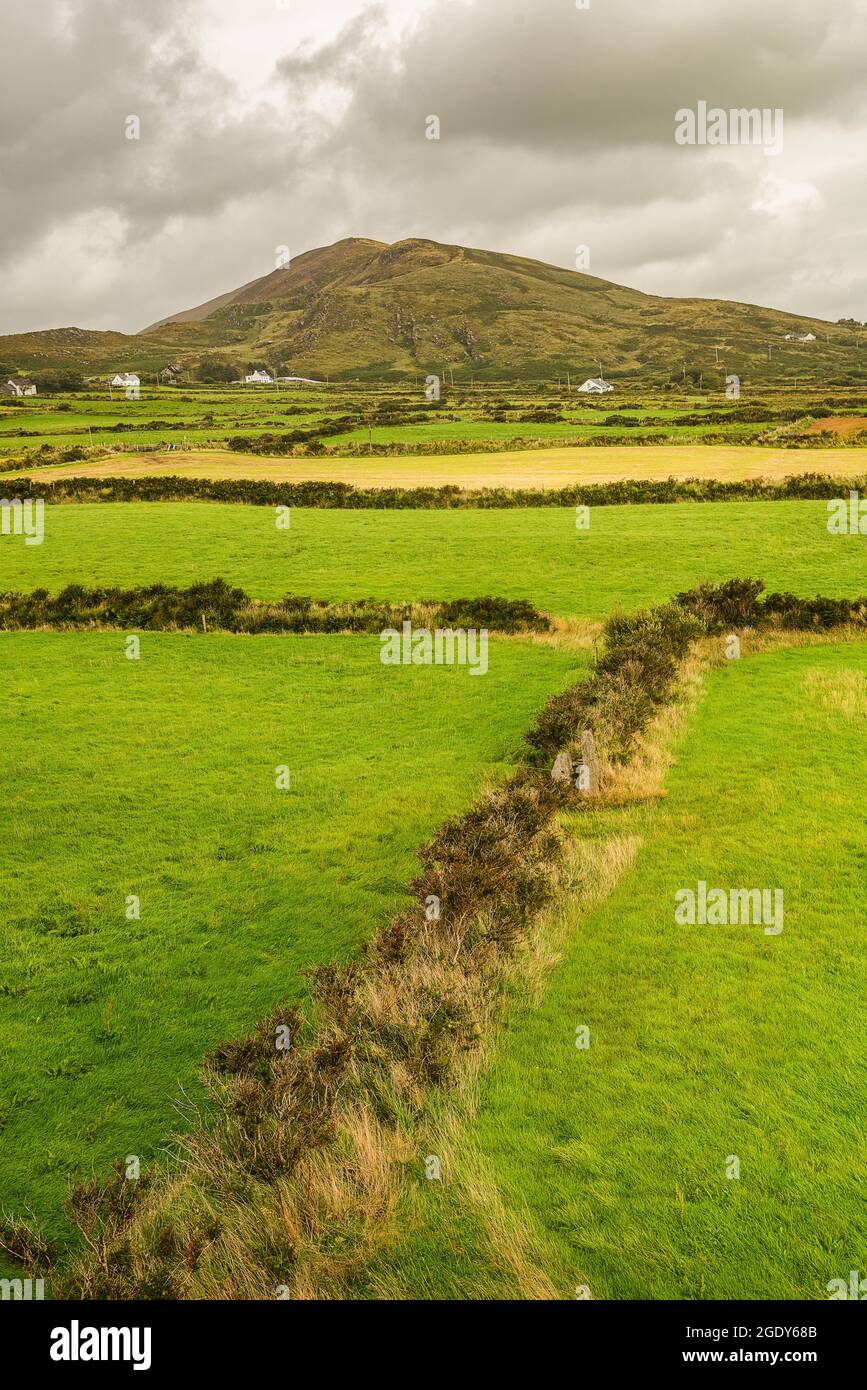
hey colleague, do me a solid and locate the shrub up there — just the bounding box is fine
[674,578,765,629]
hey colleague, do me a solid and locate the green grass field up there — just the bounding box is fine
[0,631,580,1243]
[2,406,864,1299]
[365,641,867,1299]
[1,500,865,619]
[1,383,864,462]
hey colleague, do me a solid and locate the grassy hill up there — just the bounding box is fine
[2,238,864,385]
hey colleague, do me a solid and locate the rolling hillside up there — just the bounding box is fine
[1,237,862,384]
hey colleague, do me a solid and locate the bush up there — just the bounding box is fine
[674,578,765,629]
[674,578,867,632]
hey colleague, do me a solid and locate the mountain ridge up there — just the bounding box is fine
[1,236,859,384]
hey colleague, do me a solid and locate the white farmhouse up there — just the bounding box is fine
[577,377,614,394]
[3,378,37,396]
[244,370,273,385]
[110,372,141,387]
[783,333,817,343]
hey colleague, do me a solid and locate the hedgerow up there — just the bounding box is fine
[5,470,867,509]
[0,579,549,635]
[674,577,867,631]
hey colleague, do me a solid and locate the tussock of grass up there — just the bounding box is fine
[803,666,867,718]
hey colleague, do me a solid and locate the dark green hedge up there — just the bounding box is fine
[0,578,549,635]
[5,471,867,509]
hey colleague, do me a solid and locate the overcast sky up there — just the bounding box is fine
[1,0,865,335]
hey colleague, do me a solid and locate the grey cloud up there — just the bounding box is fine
[1,0,865,333]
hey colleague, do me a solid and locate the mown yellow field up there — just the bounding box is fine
[8,443,867,488]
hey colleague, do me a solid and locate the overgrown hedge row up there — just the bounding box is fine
[675,576,867,631]
[0,578,549,635]
[0,444,100,474]
[5,471,867,509]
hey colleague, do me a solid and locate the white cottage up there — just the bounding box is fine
[110,372,141,387]
[244,370,273,385]
[4,378,37,396]
[577,377,614,394]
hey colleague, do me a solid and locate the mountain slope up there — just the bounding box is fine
[1,237,861,383]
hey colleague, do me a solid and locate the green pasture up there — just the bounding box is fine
[368,640,867,1299]
[0,631,580,1240]
[1,500,864,619]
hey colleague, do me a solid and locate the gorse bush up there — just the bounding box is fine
[674,577,867,631]
[760,590,867,629]
[596,606,701,712]
[527,602,700,765]
[674,577,766,629]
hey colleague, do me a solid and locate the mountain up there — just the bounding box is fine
[1,237,861,383]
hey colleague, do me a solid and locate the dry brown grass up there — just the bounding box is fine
[11,442,867,487]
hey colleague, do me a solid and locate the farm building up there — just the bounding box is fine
[110,372,141,387]
[277,375,325,386]
[784,332,817,342]
[244,369,273,384]
[577,376,614,393]
[3,378,37,396]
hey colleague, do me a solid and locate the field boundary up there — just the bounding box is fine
[3,470,867,509]
[0,580,548,635]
